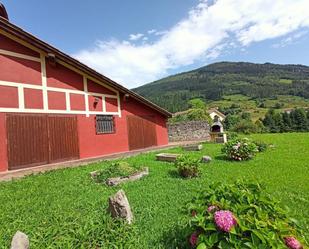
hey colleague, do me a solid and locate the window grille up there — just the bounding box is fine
[96,115,115,134]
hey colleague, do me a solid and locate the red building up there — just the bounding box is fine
[0,4,171,172]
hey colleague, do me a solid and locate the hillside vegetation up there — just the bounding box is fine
[133,62,309,113]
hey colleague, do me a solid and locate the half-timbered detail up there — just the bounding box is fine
[0,4,171,172]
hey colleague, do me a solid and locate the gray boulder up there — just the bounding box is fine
[11,231,29,249]
[108,190,133,224]
[202,156,212,163]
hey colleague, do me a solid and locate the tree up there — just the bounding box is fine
[188,98,206,109]
[169,98,211,124]
[290,108,308,131]
[224,114,240,130]
[282,112,292,132]
[263,109,283,133]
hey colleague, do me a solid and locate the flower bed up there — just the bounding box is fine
[91,161,145,185]
[186,181,305,248]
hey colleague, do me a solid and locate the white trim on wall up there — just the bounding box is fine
[0,107,120,116]
[40,54,48,111]
[117,92,122,118]
[0,49,41,62]
[83,76,90,117]
[18,86,25,110]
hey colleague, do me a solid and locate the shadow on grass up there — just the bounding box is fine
[159,222,190,249]
[214,154,229,161]
[168,169,182,179]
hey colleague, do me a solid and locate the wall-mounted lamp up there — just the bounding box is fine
[94,97,100,107]
[47,53,57,67]
[123,93,130,102]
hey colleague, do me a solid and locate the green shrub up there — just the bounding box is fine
[174,155,201,178]
[254,140,268,152]
[232,120,258,134]
[226,132,239,140]
[221,138,258,161]
[186,181,305,249]
[94,161,142,183]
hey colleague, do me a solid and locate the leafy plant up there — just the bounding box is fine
[174,155,201,178]
[253,140,268,152]
[186,181,306,249]
[94,161,142,183]
[221,138,258,161]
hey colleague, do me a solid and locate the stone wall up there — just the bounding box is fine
[168,121,210,142]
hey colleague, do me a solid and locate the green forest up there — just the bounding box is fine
[133,62,309,113]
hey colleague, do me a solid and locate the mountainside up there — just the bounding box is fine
[133,62,309,113]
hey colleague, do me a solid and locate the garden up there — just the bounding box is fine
[0,133,308,248]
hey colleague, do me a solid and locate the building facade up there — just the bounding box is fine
[0,6,171,172]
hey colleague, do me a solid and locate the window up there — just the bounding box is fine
[96,115,115,134]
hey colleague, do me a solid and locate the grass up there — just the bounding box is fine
[0,133,308,248]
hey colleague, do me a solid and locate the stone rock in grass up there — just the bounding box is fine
[106,177,126,186]
[183,144,203,151]
[106,168,149,186]
[108,190,133,224]
[11,231,29,249]
[90,171,98,179]
[156,153,180,162]
[201,156,212,163]
[128,167,149,181]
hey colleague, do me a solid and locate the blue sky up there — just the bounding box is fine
[2,0,309,88]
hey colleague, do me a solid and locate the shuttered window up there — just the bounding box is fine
[96,115,115,134]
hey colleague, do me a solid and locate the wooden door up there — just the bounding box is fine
[6,114,79,170]
[48,116,79,163]
[127,115,157,150]
[7,114,49,170]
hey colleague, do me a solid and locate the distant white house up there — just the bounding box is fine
[208,108,226,122]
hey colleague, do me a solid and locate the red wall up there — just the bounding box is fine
[24,89,44,109]
[0,113,7,172]
[0,33,40,58]
[78,96,168,159]
[0,55,42,85]
[46,63,84,91]
[0,85,19,108]
[48,91,66,110]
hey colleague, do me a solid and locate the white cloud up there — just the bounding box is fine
[273,30,308,48]
[147,29,157,34]
[74,0,309,88]
[129,33,144,41]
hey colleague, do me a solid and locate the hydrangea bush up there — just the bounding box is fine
[174,155,201,178]
[253,140,268,152]
[222,138,258,161]
[186,181,306,248]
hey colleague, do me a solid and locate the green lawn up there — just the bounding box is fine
[0,133,308,248]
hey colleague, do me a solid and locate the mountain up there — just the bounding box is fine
[133,62,309,113]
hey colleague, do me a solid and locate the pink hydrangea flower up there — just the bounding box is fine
[214,210,237,232]
[207,205,218,212]
[189,232,198,247]
[284,237,303,249]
